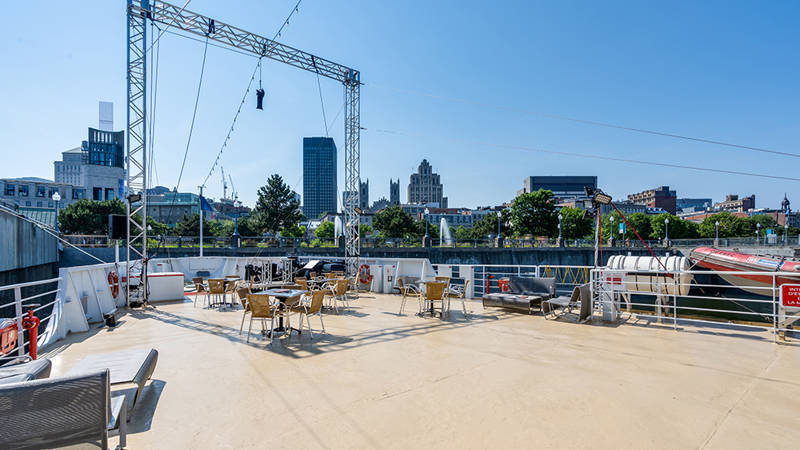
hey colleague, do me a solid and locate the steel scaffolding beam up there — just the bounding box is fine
[126,0,362,280]
[126,0,148,305]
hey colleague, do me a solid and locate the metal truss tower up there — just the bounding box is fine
[125,1,362,289]
[126,0,149,305]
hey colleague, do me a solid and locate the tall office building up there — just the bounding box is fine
[628,186,677,215]
[408,159,447,207]
[518,176,597,201]
[389,179,400,205]
[303,137,337,219]
[53,102,125,201]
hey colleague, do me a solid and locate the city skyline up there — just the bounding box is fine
[1,1,798,210]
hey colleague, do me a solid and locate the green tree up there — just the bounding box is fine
[173,213,211,236]
[58,199,126,234]
[558,207,592,239]
[315,221,336,239]
[252,174,303,235]
[697,212,749,238]
[146,216,170,236]
[510,190,557,237]
[373,206,417,238]
[746,214,777,236]
[413,220,439,238]
[471,210,511,239]
[281,223,307,238]
[453,225,475,241]
[360,223,373,237]
[648,214,698,240]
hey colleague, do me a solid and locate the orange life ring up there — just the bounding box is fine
[358,264,372,285]
[108,271,120,299]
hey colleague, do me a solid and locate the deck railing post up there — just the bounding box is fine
[772,274,777,343]
[13,286,24,357]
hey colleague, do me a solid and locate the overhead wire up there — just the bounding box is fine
[315,71,329,136]
[201,0,304,189]
[369,83,800,159]
[369,127,800,183]
[144,0,193,55]
[176,35,209,191]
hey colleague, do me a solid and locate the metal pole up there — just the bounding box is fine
[199,186,204,257]
[593,214,600,267]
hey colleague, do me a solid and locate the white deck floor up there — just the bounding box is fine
[46,293,800,449]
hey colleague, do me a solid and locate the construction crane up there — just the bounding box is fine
[221,167,228,200]
[228,173,238,202]
[126,0,362,305]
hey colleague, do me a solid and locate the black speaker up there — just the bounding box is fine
[108,215,127,239]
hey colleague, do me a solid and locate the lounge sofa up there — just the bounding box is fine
[482,276,556,314]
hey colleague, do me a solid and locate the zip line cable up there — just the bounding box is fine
[0,205,106,265]
[316,71,329,136]
[176,36,209,192]
[369,83,800,159]
[201,0,304,189]
[369,128,800,182]
[148,23,162,187]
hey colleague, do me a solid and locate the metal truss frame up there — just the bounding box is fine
[126,0,363,293]
[126,0,148,306]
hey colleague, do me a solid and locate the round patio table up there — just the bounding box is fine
[260,288,306,337]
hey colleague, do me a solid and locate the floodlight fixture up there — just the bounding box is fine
[594,191,612,205]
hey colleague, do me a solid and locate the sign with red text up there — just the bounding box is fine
[780,284,800,309]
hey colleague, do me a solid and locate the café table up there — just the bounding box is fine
[260,288,306,336]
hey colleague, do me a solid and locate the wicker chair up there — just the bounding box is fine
[325,279,349,313]
[237,287,252,334]
[207,279,226,307]
[292,290,326,338]
[398,277,422,315]
[420,281,447,317]
[192,277,208,308]
[245,293,278,344]
[446,280,471,315]
[295,278,309,291]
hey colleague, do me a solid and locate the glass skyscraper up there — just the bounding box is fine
[303,137,337,219]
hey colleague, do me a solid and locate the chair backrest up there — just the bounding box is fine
[236,287,250,303]
[462,279,471,297]
[334,279,348,296]
[225,275,239,279]
[425,281,446,300]
[307,290,325,314]
[397,277,405,288]
[192,277,203,284]
[325,273,337,279]
[435,276,450,285]
[208,279,226,294]
[246,294,274,318]
[509,277,556,296]
[0,370,110,449]
[225,281,237,293]
[578,284,592,322]
[295,278,309,291]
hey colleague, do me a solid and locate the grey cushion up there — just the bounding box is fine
[0,358,52,385]
[483,293,543,312]
[509,277,555,297]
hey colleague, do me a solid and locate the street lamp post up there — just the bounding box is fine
[51,191,61,232]
[423,208,430,248]
[608,216,615,247]
[664,218,670,246]
[715,220,720,246]
[557,214,563,240]
[756,222,761,244]
[232,201,242,248]
[785,223,789,246]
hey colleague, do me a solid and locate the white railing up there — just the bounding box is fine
[590,268,800,343]
[433,264,592,298]
[0,277,61,362]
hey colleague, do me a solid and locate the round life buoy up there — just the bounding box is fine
[358,264,372,285]
[107,271,120,299]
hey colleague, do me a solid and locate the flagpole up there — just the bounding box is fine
[199,185,204,258]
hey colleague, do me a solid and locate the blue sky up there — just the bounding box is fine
[1,0,798,210]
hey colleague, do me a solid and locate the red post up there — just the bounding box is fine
[21,309,40,360]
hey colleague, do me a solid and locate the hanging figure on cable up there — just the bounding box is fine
[256,59,265,110]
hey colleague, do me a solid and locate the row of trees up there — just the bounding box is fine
[58,174,307,237]
[58,184,797,241]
